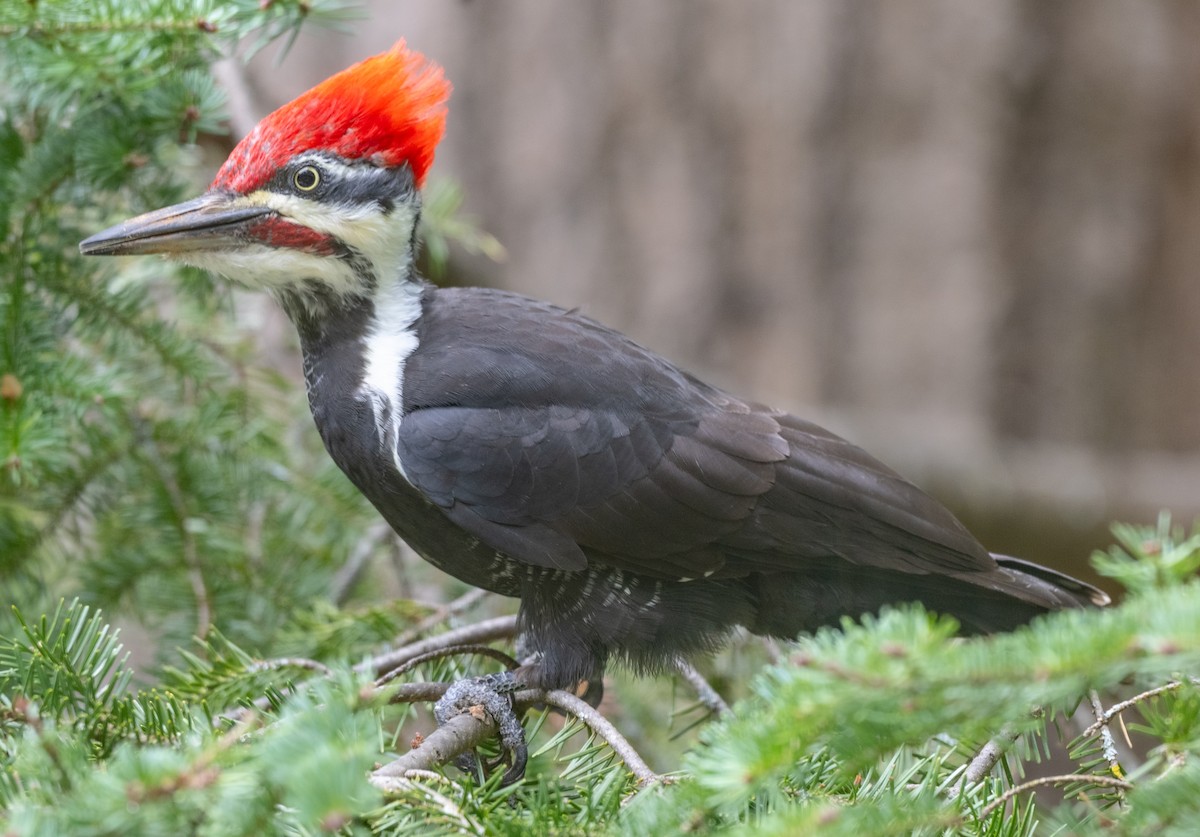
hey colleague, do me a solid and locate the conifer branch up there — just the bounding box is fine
[539,689,663,788]
[673,658,731,717]
[365,615,520,679]
[368,771,473,828]
[330,521,393,605]
[374,685,661,789]
[247,657,334,678]
[1088,689,1124,779]
[390,587,490,648]
[140,427,212,640]
[956,720,1028,793]
[0,19,220,37]
[1082,679,1193,736]
[973,774,1133,822]
[373,701,512,779]
[384,681,451,705]
[7,1,1200,828]
[374,645,521,689]
[222,627,521,725]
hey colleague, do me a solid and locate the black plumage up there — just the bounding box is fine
[293,283,1106,691]
[77,42,1112,783]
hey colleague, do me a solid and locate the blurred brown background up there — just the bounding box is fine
[227,0,1200,580]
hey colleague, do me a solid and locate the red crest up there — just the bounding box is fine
[212,40,450,193]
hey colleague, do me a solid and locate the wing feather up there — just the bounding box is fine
[396,287,996,580]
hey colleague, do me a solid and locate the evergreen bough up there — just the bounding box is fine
[3,3,1198,834]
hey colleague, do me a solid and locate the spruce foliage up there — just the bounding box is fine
[3,3,1200,835]
[1,0,372,656]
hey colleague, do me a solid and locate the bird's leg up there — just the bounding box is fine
[433,670,528,785]
[433,621,607,783]
[513,636,605,708]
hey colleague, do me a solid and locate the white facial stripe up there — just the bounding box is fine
[251,191,418,285]
[169,159,426,489]
[252,189,387,232]
[171,184,419,306]
[178,244,357,294]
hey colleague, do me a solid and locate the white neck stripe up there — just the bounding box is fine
[360,279,423,484]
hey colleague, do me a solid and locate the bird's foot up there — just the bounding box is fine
[434,670,528,785]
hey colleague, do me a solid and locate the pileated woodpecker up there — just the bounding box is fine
[82,41,1106,774]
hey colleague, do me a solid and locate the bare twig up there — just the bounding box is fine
[951,722,1026,797]
[391,587,490,648]
[973,774,1132,822]
[540,688,662,787]
[247,657,334,677]
[374,705,507,778]
[963,739,1006,784]
[363,615,519,679]
[383,680,451,705]
[673,658,730,717]
[946,732,1025,802]
[1082,680,1187,737]
[374,644,520,688]
[1088,690,1122,776]
[330,522,392,605]
[387,538,414,600]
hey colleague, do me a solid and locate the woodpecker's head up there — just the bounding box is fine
[80,41,449,311]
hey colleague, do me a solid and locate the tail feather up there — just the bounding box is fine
[990,553,1111,608]
[751,554,1109,639]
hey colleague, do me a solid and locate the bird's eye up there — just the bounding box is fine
[293,165,321,192]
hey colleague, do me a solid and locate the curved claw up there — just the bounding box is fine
[579,677,605,708]
[434,671,528,785]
